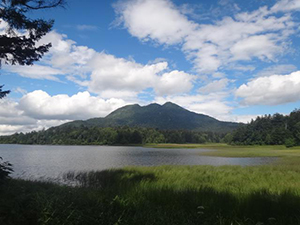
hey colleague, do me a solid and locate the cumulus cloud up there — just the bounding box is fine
[88,53,166,95]
[188,100,233,117]
[0,99,44,135]
[0,90,133,135]
[39,31,96,71]
[0,90,253,135]
[236,71,300,105]
[3,29,195,99]
[155,92,233,120]
[88,52,195,98]
[155,92,259,123]
[18,90,128,120]
[155,70,195,95]
[3,31,96,81]
[114,0,195,45]
[115,0,297,73]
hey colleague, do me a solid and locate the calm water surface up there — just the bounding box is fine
[0,144,276,181]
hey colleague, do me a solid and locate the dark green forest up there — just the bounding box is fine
[1,109,300,146]
[0,126,225,145]
[228,109,300,147]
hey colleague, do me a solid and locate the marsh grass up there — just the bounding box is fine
[1,144,300,224]
[1,163,300,225]
[146,143,300,158]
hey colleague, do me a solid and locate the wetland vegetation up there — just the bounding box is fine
[1,144,300,225]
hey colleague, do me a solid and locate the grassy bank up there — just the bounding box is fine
[1,144,300,224]
[146,143,300,158]
[1,163,300,225]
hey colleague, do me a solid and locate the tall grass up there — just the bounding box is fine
[147,143,300,158]
[1,163,300,225]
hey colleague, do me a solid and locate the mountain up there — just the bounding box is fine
[61,102,241,132]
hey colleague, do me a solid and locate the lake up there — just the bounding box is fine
[0,144,276,181]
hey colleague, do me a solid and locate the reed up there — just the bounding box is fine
[1,161,300,225]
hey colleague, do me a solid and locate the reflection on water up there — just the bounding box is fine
[0,144,276,181]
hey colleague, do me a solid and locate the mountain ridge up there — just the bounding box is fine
[60,102,241,132]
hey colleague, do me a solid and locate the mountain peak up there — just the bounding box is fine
[162,101,187,110]
[147,103,161,107]
[60,102,241,132]
[162,102,183,109]
[163,101,176,106]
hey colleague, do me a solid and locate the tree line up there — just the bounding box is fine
[2,109,300,146]
[226,109,300,147]
[0,126,226,145]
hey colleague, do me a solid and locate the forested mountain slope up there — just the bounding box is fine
[0,102,241,145]
[60,102,240,132]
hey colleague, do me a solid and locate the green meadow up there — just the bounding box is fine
[147,143,300,158]
[1,144,300,225]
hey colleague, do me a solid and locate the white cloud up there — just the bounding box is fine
[4,29,195,99]
[40,31,96,71]
[271,0,300,12]
[188,100,233,117]
[184,12,294,72]
[155,70,195,95]
[114,0,195,45]
[198,78,231,94]
[5,64,64,81]
[0,90,133,135]
[0,120,70,136]
[212,72,226,78]
[256,64,297,77]
[229,64,256,72]
[115,0,297,73]
[3,31,96,81]
[230,35,281,61]
[0,99,42,135]
[88,53,165,95]
[0,99,20,118]
[0,125,30,136]
[155,93,259,123]
[155,92,233,120]
[3,0,299,134]
[217,114,260,123]
[99,90,138,99]
[88,52,195,98]
[0,91,248,135]
[0,101,35,126]
[18,90,128,120]
[39,31,74,54]
[236,71,300,105]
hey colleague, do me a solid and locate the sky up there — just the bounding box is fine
[1,0,300,135]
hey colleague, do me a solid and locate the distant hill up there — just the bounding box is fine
[60,102,241,132]
[0,102,243,145]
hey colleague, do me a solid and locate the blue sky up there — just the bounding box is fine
[1,0,300,135]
